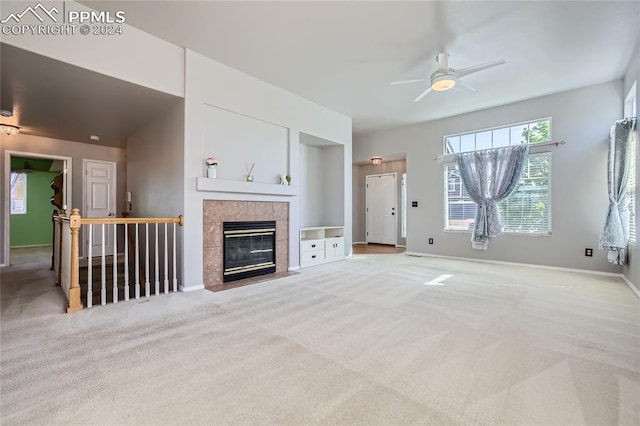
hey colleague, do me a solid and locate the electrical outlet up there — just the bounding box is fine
[585,248,593,257]
[428,238,434,245]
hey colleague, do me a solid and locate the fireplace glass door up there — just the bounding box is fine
[223,221,276,282]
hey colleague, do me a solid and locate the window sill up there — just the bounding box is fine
[444,229,552,237]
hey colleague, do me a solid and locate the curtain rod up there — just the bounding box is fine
[434,140,566,161]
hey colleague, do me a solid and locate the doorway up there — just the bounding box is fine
[83,159,117,257]
[4,151,71,266]
[366,173,397,245]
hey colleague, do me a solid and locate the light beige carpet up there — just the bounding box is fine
[1,253,639,425]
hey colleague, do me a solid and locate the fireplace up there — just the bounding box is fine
[223,221,276,282]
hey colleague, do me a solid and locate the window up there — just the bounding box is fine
[625,82,637,244]
[10,172,27,215]
[401,173,407,239]
[444,118,551,154]
[443,119,553,235]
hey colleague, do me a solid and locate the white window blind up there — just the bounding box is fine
[443,118,553,235]
[445,153,552,235]
[10,172,27,215]
[625,83,637,245]
[401,173,407,238]
[628,138,636,245]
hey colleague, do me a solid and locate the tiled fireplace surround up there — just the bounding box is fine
[203,200,289,288]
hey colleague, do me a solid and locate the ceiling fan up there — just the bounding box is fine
[390,53,505,102]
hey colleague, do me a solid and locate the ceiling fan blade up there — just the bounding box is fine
[414,87,433,102]
[456,79,477,92]
[456,59,505,78]
[390,79,426,86]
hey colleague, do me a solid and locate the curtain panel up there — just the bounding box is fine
[599,118,637,265]
[456,144,529,250]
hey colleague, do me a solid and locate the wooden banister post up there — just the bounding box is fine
[56,209,66,287]
[67,208,83,313]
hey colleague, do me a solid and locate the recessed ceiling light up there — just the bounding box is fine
[90,135,100,141]
[0,110,13,117]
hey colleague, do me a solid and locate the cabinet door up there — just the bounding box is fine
[325,237,344,260]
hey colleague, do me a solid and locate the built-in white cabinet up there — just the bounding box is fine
[300,226,345,268]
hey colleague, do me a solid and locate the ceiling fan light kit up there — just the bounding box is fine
[431,74,456,91]
[371,156,382,165]
[0,124,20,135]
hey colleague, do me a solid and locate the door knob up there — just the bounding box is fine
[108,212,114,217]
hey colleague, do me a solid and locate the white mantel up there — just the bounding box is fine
[196,177,297,196]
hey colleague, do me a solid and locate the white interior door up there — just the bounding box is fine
[366,173,397,245]
[84,160,116,256]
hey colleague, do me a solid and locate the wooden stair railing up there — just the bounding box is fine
[53,208,184,313]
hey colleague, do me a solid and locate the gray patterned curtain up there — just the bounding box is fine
[456,145,529,250]
[599,118,637,265]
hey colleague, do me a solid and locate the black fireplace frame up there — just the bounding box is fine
[222,221,276,283]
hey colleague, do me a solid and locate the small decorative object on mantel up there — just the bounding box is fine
[285,175,291,186]
[280,174,287,185]
[245,162,255,182]
[205,157,218,179]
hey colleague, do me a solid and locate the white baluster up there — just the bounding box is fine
[172,222,177,292]
[154,223,160,295]
[135,224,140,299]
[145,223,150,298]
[164,223,169,294]
[101,223,106,305]
[124,223,129,301]
[113,223,118,303]
[87,224,93,308]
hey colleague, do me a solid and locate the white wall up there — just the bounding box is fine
[322,145,345,227]
[202,105,289,183]
[182,50,352,290]
[1,133,126,263]
[623,41,640,293]
[354,81,623,273]
[1,0,184,97]
[353,160,407,246]
[299,144,324,227]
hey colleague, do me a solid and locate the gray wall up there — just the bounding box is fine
[623,41,640,293]
[353,160,407,246]
[354,81,623,273]
[126,100,185,218]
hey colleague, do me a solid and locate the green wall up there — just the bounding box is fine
[10,171,59,247]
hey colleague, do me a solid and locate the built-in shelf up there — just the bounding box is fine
[196,177,297,196]
[300,226,345,268]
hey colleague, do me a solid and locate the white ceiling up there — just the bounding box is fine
[2,1,639,146]
[85,1,640,135]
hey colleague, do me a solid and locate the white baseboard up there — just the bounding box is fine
[179,284,204,292]
[405,251,623,278]
[621,275,640,298]
[395,244,406,248]
[353,241,367,245]
[288,266,300,271]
